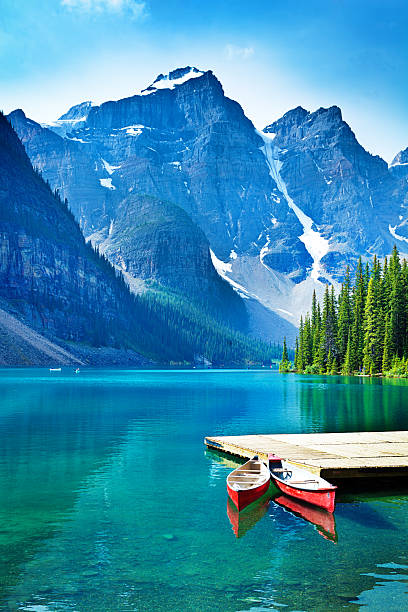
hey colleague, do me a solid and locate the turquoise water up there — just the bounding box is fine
[0,369,408,611]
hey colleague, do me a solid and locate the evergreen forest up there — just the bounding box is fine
[281,246,408,377]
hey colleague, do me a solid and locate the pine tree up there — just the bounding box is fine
[312,302,322,372]
[318,284,338,370]
[342,332,352,375]
[302,315,313,368]
[297,317,304,371]
[382,313,392,373]
[350,258,366,372]
[279,337,291,372]
[326,349,333,375]
[337,266,352,363]
[294,337,301,371]
[363,273,382,375]
[388,246,404,357]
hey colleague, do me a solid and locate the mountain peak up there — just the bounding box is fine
[140,66,207,95]
[58,101,94,122]
[312,105,343,123]
[8,108,27,121]
[390,146,408,168]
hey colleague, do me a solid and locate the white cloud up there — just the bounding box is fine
[61,0,147,19]
[225,44,255,61]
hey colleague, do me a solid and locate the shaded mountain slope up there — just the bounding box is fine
[0,111,280,363]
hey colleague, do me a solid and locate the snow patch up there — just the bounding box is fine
[140,67,205,96]
[259,235,271,271]
[256,129,330,283]
[390,161,408,168]
[210,249,252,298]
[389,224,408,244]
[210,249,232,275]
[99,178,116,190]
[229,250,237,260]
[119,124,146,136]
[277,308,294,317]
[262,131,276,141]
[48,116,87,126]
[66,137,89,143]
[102,159,121,175]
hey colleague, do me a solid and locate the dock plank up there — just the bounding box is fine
[204,431,408,479]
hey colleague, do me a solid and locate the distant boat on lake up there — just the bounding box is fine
[269,454,337,513]
[227,457,270,511]
[49,368,61,372]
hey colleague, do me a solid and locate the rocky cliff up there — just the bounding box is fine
[0,110,148,352]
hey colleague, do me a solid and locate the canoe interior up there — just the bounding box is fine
[227,459,269,491]
[269,458,336,492]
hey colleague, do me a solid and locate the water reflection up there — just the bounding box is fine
[226,493,271,538]
[273,495,337,543]
[297,374,408,432]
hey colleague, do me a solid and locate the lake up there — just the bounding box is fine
[0,368,407,611]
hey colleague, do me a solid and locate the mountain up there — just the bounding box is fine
[389,147,408,244]
[9,66,406,328]
[9,68,297,340]
[0,111,280,365]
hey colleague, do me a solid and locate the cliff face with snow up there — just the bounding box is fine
[9,67,408,326]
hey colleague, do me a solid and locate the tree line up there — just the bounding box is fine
[280,246,408,376]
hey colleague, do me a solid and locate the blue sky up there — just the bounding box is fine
[1,0,408,161]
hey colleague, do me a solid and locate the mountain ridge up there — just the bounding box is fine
[9,66,408,327]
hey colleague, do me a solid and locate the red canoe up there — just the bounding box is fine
[268,454,337,513]
[227,457,270,512]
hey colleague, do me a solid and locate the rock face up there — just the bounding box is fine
[263,105,403,280]
[0,111,149,352]
[10,66,407,326]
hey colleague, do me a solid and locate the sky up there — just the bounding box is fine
[1,0,408,161]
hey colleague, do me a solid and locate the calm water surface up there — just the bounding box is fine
[0,369,408,611]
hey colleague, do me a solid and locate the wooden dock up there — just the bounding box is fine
[204,431,408,480]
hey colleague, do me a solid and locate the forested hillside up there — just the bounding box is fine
[292,246,408,376]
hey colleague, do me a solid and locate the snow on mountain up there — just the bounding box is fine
[42,101,95,137]
[140,67,205,95]
[256,129,331,283]
[99,178,115,190]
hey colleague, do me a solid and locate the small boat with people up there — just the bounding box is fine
[226,456,270,511]
[268,454,337,513]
